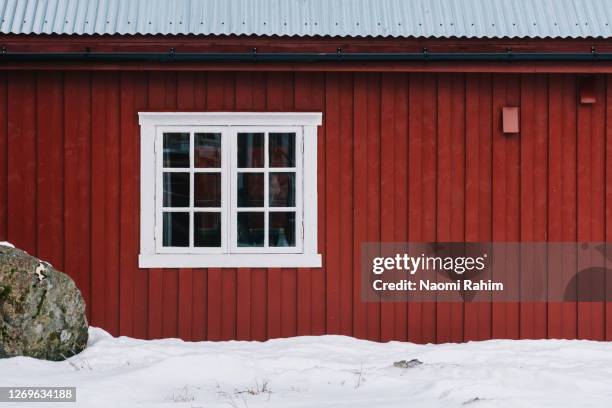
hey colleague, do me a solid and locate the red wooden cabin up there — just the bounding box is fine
[2,0,612,342]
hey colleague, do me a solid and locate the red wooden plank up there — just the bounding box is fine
[491,74,508,340]
[519,74,548,339]
[576,74,591,339]
[118,71,145,337]
[103,72,121,336]
[338,73,355,337]
[437,74,453,240]
[450,74,466,342]
[297,267,312,336]
[518,74,535,339]
[352,73,369,340]
[193,72,207,109]
[251,268,268,341]
[206,72,235,110]
[237,268,252,340]
[576,75,606,340]
[63,72,91,317]
[530,74,549,340]
[177,72,196,109]
[266,72,294,112]
[90,73,109,328]
[464,73,493,341]
[407,73,424,343]
[207,268,222,340]
[547,75,578,339]
[0,73,5,241]
[392,73,409,342]
[380,73,396,342]
[267,268,282,338]
[366,73,381,342]
[421,74,439,344]
[325,72,341,335]
[491,74,521,339]
[547,75,565,339]
[281,268,298,337]
[561,75,579,339]
[191,268,208,341]
[161,267,179,338]
[7,72,37,255]
[148,268,163,339]
[406,73,438,344]
[221,269,237,340]
[35,72,64,269]
[178,268,194,340]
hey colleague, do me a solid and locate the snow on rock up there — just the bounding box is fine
[1,328,612,407]
[0,241,14,248]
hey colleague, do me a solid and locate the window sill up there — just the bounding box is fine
[138,253,322,268]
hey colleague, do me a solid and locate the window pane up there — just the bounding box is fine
[237,212,264,247]
[269,133,295,167]
[194,133,221,168]
[269,172,295,207]
[163,172,190,207]
[269,212,295,247]
[163,132,190,168]
[194,212,221,247]
[194,173,221,207]
[163,212,189,247]
[237,173,264,207]
[237,133,264,168]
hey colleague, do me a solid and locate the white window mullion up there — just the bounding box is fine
[189,131,194,249]
[223,128,231,254]
[264,131,269,249]
[230,128,238,253]
[154,128,164,253]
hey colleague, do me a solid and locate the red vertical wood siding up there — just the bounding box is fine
[2,70,612,342]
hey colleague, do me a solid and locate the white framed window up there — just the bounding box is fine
[138,112,322,268]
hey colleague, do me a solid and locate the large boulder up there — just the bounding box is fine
[0,244,88,361]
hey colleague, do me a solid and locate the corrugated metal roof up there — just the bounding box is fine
[1,0,612,38]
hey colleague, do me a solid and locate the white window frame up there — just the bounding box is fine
[138,112,322,268]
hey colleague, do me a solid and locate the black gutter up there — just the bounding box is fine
[0,51,610,62]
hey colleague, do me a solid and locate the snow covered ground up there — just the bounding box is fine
[2,328,612,408]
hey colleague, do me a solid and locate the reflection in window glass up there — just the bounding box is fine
[194,212,221,247]
[238,133,264,168]
[163,212,189,247]
[269,212,295,247]
[237,173,264,207]
[237,212,264,247]
[195,133,221,168]
[163,172,190,207]
[269,133,295,167]
[163,133,190,168]
[269,172,295,207]
[194,173,221,207]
